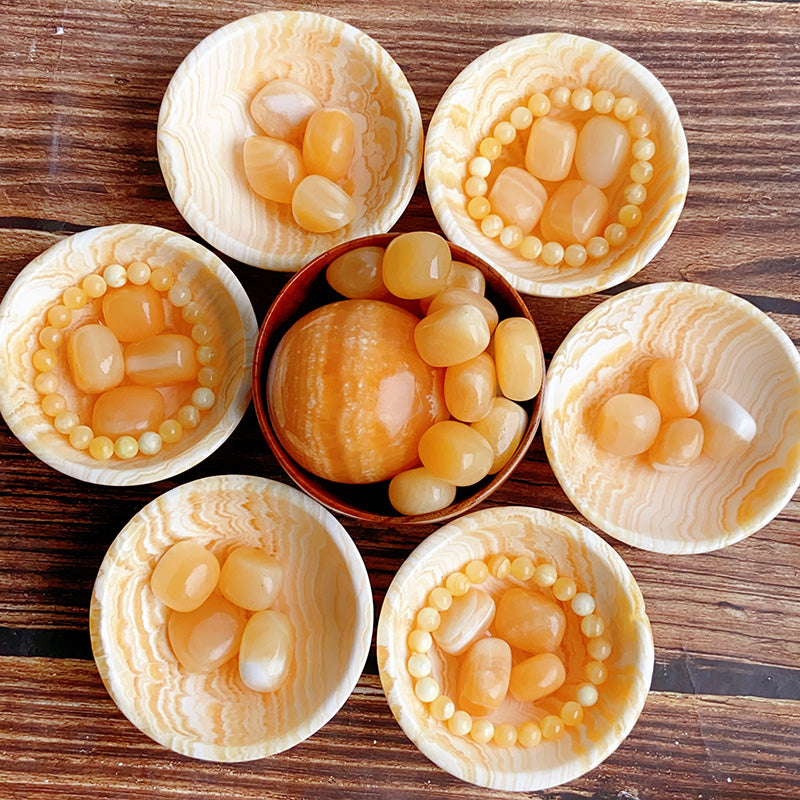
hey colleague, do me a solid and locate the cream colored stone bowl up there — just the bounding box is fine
[542,282,800,553]
[0,224,257,485]
[424,32,689,297]
[377,506,653,791]
[158,11,423,271]
[90,474,373,761]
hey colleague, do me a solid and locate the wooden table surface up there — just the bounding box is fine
[1,1,799,798]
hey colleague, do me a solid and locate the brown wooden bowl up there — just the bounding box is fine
[252,233,545,525]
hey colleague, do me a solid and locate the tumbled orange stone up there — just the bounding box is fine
[267,299,447,484]
[509,652,567,702]
[150,540,220,613]
[414,305,490,368]
[249,79,322,142]
[647,357,699,419]
[426,288,499,335]
[575,116,631,189]
[493,317,543,402]
[302,108,356,182]
[326,246,390,300]
[595,393,661,456]
[91,385,166,438]
[239,609,295,693]
[471,396,528,474]
[444,352,497,422]
[125,334,198,385]
[494,586,566,653]
[487,166,547,235]
[457,637,512,717]
[243,135,306,204]
[291,174,355,233]
[382,231,452,300]
[218,547,284,611]
[539,180,609,246]
[66,323,125,394]
[525,116,578,182]
[649,417,704,472]
[102,284,165,342]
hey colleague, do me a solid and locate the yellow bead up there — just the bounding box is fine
[469,719,495,744]
[81,274,107,298]
[493,722,518,747]
[464,175,488,197]
[517,721,542,747]
[414,676,440,703]
[592,89,616,114]
[149,267,174,292]
[541,714,565,740]
[549,85,572,109]
[292,174,355,233]
[198,366,220,388]
[564,243,588,267]
[388,467,457,516]
[581,613,606,638]
[69,425,93,450]
[429,586,453,612]
[478,136,502,160]
[571,87,593,111]
[488,165,547,235]
[632,137,656,161]
[465,560,489,584]
[218,546,283,611]
[192,387,215,411]
[649,418,704,472]
[571,592,596,616]
[619,204,643,228]
[103,264,127,288]
[588,636,613,661]
[493,121,516,145]
[32,349,57,372]
[527,92,551,116]
[238,609,294,692]
[89,435,114,460]
[445,572,470,597]
[47,305,71,329]
[168,283,192,307]
[138,431,163,456]
[519,236,542,260]
[480,213,504,238]
[510,555,534,581]
[561,700,584,726]
[553,576,577,602]
[177,405,200,429]
[487,554,511,579]
[586,660,609,684]
[541,241,564,266]
[62,286,87,310]
[499,225,523,249]
[159,418,183,444]
[586,236,610,259]
[448,710,472,737]
[604,222,628,246]
[416,606,441,632]
[39,326,63,350]
[630,159,654,184]
[628,115,651,138]
[114,435,139,459]
[302,108,355,182]
[127,261,151,286]
[181,301,203,324]
[408,628,433,653]
[41,393,66,417]
[430,694,455,721]
[613,96,638,121]
[467,196,491,220]
[623,182,647,205]
[509,105,533,130]
[53,411,78,434]
[493,317,543,402]
[525,116,577,182]
[468,156,492,178]
[196,345,216,365]
[533,563,558,587]
[191,323,213,345]
[577,682,600,706]
[407,653,432,679]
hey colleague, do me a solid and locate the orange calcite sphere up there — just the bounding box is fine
[267,299,448,484]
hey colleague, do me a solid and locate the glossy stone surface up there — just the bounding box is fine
[91,385,166,438]
[66,323,125,394]
[102,284,166,342]
[124,334,198,385]
[575,116,630,189]
[249,78,322,143]
[539,180,609,246]
[267,299,447,484]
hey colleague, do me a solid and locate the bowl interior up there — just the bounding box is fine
[425,32,689,297]
[90,474,373,761]
[158,11,423,271]
[542,282,800,553]
[0,223,257,485]
[252,233,544,525]
[376,505,653,791]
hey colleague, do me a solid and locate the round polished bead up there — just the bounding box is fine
[430,694,455,721]
[604,223,628,246]
[191,323,213,345]
[487,554,511,579]
[32,349,57,372]
[480,214,504,238]
[41,393,66,417]
[632,137,656,161]
[619,204,643,228]
[407,653,432,679]
[623,182,647,205]
[468,156,492,178]
[448,710,472,737]
[69,425,93,450]
[517,721,542,747]
[592,89,616,114]
[429,586,453,612]
[445,572,470,597]
[478,136,502,160]
[62,286,87,310]
[630,160,654,184]
[571,592,596,616]
[467,196,491,220]
[470,719,495,744]
[586,660,609,684]
[39,326,63,350]
[541,715,565,740]
[628,115,651,138]
[408,628,433,653]
[47,305,71,329]
[588,636,613,661]
[493,722,518,748]
[581,613,606,638]
[138,431,163,456]
[168,283,192,308]
[465,560,489,584]
[519,236,542,260]
[34,371,58,394]
[577,682,600,706]
[553,576,577,601]
[493,121,517,145]
[159,418,183,444]
[465,176,488,197]
[81,274,107,298]
[541,241,564,266]
[103,264,127,288]
[191,387,215,410]
[149,267,174,292]
[509,105,533,130]
[196,345,216,366]
[181,301,204,324]
[177,405,200,429]
[613,96,638,121]
[89,435,114,460]
[114,435,139,459]
[416,606,441,632]
[550,85,571,108]
[561,700,584,726]
[197,366,220,388]
[564,243,588,267]
[510,555,534,581]
[127,261,151,285]
[586,236,610,259]
[533,563,558,587]
[499,225,523,249]
[527,92,551,116]
[571,87,593,111]
[54,411,79,434]
[414,676,440,703]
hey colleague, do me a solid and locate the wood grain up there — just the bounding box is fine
[0,0,799,798]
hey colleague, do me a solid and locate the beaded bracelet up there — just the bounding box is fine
[32,261,220,460]
[406,554,611,747]
[465,84,655,268]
